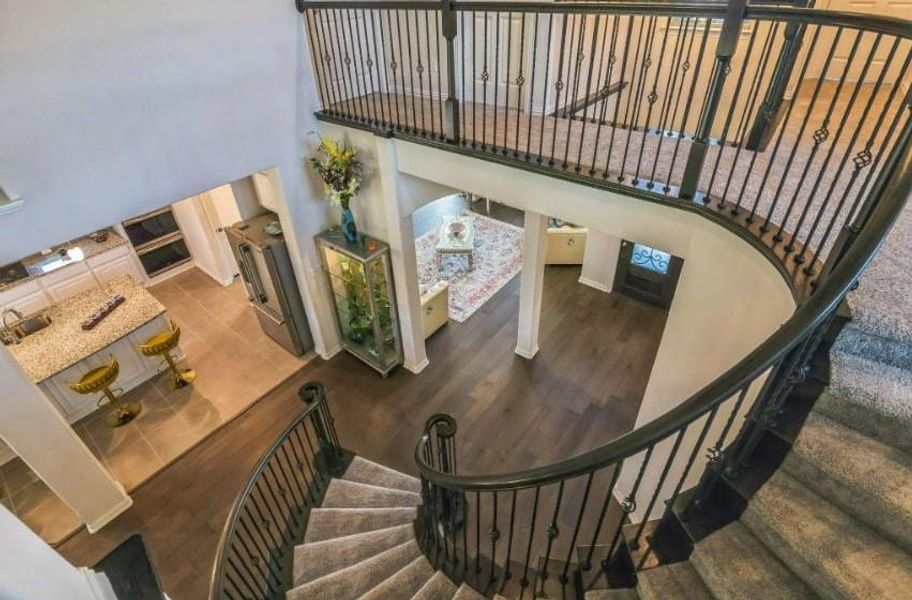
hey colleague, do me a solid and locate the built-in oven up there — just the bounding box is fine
[135,232,191,278]
[122,207,181,248]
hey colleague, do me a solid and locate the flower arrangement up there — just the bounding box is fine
[310,136,363,210]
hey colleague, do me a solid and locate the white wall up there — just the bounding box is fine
[0,506,105,600]
[0,0,320,261]
[579,229,622,292]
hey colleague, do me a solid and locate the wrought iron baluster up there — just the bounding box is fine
[525,12,540,161]
[791,34,884,262]
[667,19,713,194]
[537,15,554,163]
[574,15,603,172]
[582,462,623,571]
[304,11,329,111]
[591,14,620,176]
[734,21,813,218]
[814,46,912,270]
[758,27,846,233]
[634,16,671,185]
[424,11,437,137]
[620,15,657,182]
[490,491,500,583]
[519,487,540,591]
[504,11,513,154]
[549,13,571,165]
[648,16,688,187]
[705,23,760,203]
[513,12,526,157]
[656,17,699,190]
[493,11,502,152]
[605,445,653,566]
[536,480,565,596]
[604,15,637,178]
[500,489,518,592]
[561,472,594,583]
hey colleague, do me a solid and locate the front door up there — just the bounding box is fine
[613,240,684,311]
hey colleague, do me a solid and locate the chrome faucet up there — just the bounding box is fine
[1,308,23,344]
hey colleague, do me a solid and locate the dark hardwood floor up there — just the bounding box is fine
[58,241,666,600]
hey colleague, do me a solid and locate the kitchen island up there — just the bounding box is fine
[5,275,175,424]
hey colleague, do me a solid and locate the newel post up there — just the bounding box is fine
[441,0,461,143]
[679,0,748,200]
[299,382,345,476]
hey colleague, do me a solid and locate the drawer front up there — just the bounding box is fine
[38,260,91,286]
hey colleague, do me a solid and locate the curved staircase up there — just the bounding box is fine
[285,207,912,599]
[285,456,487,600]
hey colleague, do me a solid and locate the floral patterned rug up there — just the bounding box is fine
[415,213,523,323]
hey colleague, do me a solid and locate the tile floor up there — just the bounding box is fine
[0,268,314,545]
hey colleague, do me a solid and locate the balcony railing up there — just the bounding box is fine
[300,0,912,287]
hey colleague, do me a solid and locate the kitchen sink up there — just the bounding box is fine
[1,313,52,344]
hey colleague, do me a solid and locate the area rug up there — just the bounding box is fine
[415,213,523,322]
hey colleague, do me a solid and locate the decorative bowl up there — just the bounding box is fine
[89,230,109,243]
[448,221,466,238]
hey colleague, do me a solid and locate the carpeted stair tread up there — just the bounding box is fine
[784,411,912,552]
[322,478,422,509]
[342,456,422,494]
[360,555,436,599]
[286,539,421,600]
[635,562,712,600]
[584,589,639,599]
[691,521,816,599]
[742,470,912,600]
[835,205,912,370]
[816,351,912,453]
[412,570,458,599]
[292,523,414,586]
[303,507,417,543]
[452,583,486,599]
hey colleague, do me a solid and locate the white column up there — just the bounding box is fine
[374,137,428,373]
[0,348,131,533]
[0,506,114,600]
[579,229,622,293]
[515,210,548,359]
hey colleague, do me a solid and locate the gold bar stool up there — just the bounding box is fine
[139,320,196,390]
[68,356,141,428]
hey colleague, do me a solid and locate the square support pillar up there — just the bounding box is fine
[0,347,131,534]
[374,137,429,373]
[515,210,548,359]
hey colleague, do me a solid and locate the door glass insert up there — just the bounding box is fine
[630,243,672,275]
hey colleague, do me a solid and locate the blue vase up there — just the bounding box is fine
[341,207,358,244]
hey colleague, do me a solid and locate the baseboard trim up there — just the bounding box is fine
[318,344,343,360]
[578,276,611,293]
[404,357,430,374]
[515,345,539,360]
[86,495,133,534]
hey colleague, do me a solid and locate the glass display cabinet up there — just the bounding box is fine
[315,230,402,376]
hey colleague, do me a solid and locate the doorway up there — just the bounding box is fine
[613,240,683,310]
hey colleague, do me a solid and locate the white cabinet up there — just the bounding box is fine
[0,244,146,314]
[91,255,141,285]
[42,262,99,303]
[0,281,51,317]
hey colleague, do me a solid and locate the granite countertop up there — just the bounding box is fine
[0,229,128,293]
[6,275,165,383]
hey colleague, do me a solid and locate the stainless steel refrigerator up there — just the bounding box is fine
[225,213,313,356]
